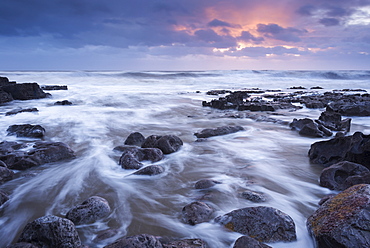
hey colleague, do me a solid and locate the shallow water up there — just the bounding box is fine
[0,70,369,247]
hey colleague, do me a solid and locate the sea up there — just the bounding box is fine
[0,70,369,247]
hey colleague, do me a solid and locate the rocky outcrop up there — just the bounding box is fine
[54,100,72,105]
[115,146,163,170]
[41,85,68,90]
[215,206,296,243]
[317,111,351,132]
[66,196,111,225]
[307,184,370,248]
[0,88,13,104]
[142,135,183,154]
[2,83,49,100]
[7,124,45,138]
[182,201,215,225]
[5,108,38,116]
[104,234,163,248]
[0,141,76,170]
[320,161,370,190]
[17,215,81,248]
[0,166,14,184]
[194,126,244,138]
[327,101,370,116]
[308,132,370,168]
[290,118,332,138]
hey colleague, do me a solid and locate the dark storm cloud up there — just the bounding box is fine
[237,31,264,44]
[194,29,237,48]
[207,19,242,29]
[256,24,307,42]
[319,18,340,26]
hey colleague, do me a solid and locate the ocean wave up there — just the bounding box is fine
[117,71,219,79]
[251,70,370,80]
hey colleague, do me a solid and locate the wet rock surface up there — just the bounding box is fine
[319,161,370,190]
[0,190,9,206]
[142,135,183,154]
[240,190,267,203]
[2,83,49,100]
[7,124,45,138]
[6,242,40,248]
[5,108,39,116]
[194,126,244,138]
[290,118,332,138]
[104,234,163,248]
[195,179,221,189]
[66,196,111,225]
[215,206,297,243]
[133,165,164,176]
[54,100,72,105]
[116,146,164,170]
[162,238,209,248]
[233,236,272,248]
[182,201,215,225]
[0,166,15,184]
[124,132,146,146]
[307,184,370,248]
[17,215,81,248]
[41,85,68,90]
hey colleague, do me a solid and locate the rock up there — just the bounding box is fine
[317,111,351,132]
[194,126,244,138]
[290,118,332,138]
[5,108,39,116]
[124,132,145,146]
[0,190,9,206]
[54,100,72,105]
[206,90,231,95]
[142,135,183,154]
[182,201,214,225]
[195,179,221,189]
[2,83,49,100]
[0,166,14,184]
[116,146,163,170]
[320,161,370,190]
[133,165,164,176]
[307,184,370,248]
[0,88,14,103]
[1,141,75,170]
[240,190,267,203]
[93,228,119,243]
[233,236,272,248]
[41,85,68,90]
[7,124,45,138]
[0,76,10,85]
[308,132,370,168]
[66,196,111,225]
[163,239,208,248]
[327,101,370,116]
[104,234,163,248]
[215,206,296,243]
[18,215,81,247]
[6,243,39,248]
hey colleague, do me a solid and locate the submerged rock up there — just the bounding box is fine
[182,201,214,225]
[215,206,296,243]
[307,184,370,248]
[116,146,163,170]
[308,132,370,168]
[104,234,163,248]
[240,190,267,203]
[18,215,81,248]
[41,85,68,90]
[320,161,370,190]
[195,179,221,189]
[0,190,9,206]
[163,238,208,248]
[233,236,272,248]
[66,196,111,225]
[7,124,45,138]
[54,100,72,105]
[194,126,244,138]
[0,166,15,184]
[124,132,146,146]
[142,135,183,154]
[133,165,164,176]
[5,108,38,116]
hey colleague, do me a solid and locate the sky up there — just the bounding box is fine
[1,0,370,71]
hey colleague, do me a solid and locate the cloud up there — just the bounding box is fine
[319,18,340,26]
[207,19,242,29]
[256,23,307,42]
[237,31,264,44]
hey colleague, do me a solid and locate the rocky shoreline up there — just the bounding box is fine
[1,76,369,247]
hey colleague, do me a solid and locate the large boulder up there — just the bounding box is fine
[320,161,370,190]
[233,236,272,248]
[2,83,49,100]
[0,88,13,103]
[307,184,370,248]
[66,196,111,225]
[104,234,163,248]
[215,206,296,243]
[308,132,370,168]
[317,111,351,132]
[142,135,183,154]
[116,146,163,170]
[124,132,146,146]
[17,215,81,248]
[194,126,244,138]
[290,118,332,138]
[7,124,45,138]
[182,201,215,225]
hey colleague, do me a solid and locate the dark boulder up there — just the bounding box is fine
[7,124,45,138]
[327,101,370,116]
[307,184,370,248]
[290,118,332,138]
[104,234,163,248]
[54,100,72,105]
[308,132,370,168]
[215,206,296,243]
[66,196,111,225]
[320,161,370,190]
[116,146,163,170]
[133,165,164,176]
[41,85,68,90]
[124,132,145,146]
[2,83,49,100]
[93,228,119,243]
[28,142,76,165]
[233,236,272,248]
[206,90,231,95]
[195,179,221,189]
[0,88,13,103]
[0,166,15,184]
[163,239,208,248]
[142,135,183,154]
[182,201,214,225]
[18,215,81,248]
[317,111,351,132]
[6,108,38,116]
[194,126,244,139]
[0,190,9,206]
[240,190,267,203]
[0,76,10,85]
